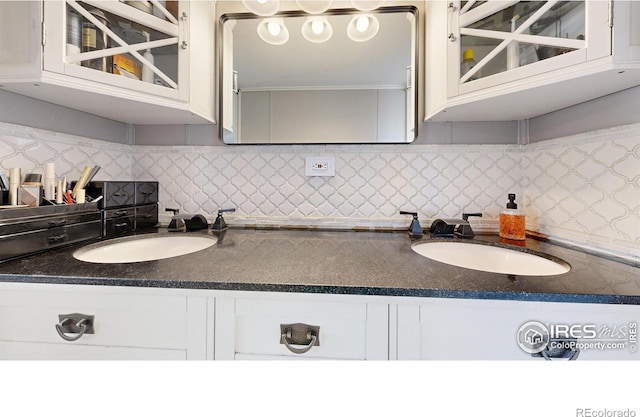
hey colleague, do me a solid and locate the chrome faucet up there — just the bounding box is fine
[430,212,482,238]
[166,208,186,232]
[166,208,209,232]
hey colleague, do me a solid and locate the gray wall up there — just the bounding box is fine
[0,90,132,144]
[528,85,640,142]
[133,120,522,146]
[4,84,640,147]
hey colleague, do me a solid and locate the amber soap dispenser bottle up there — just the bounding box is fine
[499,193,525,240]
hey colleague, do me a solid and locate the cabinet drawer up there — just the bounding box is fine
[0,220,101,262]
[103,181,135,207]
[227,296,388,360]
[86,181,135,208]
[0,287,189,352]
[136,204,158,229]
[135,182,158,205]
[103,208,135,236]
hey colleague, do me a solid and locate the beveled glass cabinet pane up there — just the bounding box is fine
[458,1,586,83]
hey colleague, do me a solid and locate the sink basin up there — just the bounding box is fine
[73,234,218,263]
[411,241,570,276]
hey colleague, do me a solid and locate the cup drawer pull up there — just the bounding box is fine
[280,323,320,354]
[55,313,95,342]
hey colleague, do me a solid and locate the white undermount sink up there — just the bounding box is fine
[73,234,218,263]
[411,241,570,276]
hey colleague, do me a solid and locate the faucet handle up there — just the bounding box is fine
[212,207,236,231]
[462,212,483,222]
[400,210,423,237]
[166,208,180,215]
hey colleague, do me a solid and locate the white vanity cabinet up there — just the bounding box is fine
[214,292,389,360]
[425,0,640,121]
[0,283,208,360]
[396,297,639,360]
[0,0,214,124]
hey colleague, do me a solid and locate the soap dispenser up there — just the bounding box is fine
[499,193,525,240]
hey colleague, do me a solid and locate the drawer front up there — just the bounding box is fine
[135,204,158,229]
[135,182,158,205]
[0,220,101,262]
[230,297,388,360]
[103,208,135,236]
[0,212,101,236]
[0,287,189,352]
[103,182,135,208]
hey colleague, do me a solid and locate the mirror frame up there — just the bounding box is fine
[217,5,419,145]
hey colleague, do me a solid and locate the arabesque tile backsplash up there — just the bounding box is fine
[1,121,638,262]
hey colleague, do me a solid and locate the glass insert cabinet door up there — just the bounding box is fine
[447,1,612,96]
[43,0,186,101]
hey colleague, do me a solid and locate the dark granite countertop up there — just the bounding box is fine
[0,228,639,305]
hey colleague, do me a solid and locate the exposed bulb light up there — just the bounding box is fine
[242,0,279,16]
[355,16,370,32]
[268,21,281,36]
[347,14,379,42]
[350,0,385,12]
[257,18,289,45]
[301,16,332,43]
[311,20,324,35]
[295,0,332,14]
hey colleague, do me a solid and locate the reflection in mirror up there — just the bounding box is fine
[220,6,417,144]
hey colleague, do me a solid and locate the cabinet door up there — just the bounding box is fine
[448,1,611,96]
[0,283,208,360]
[215,293,389,360]
[0,1,43,79]
[397,298,639,360]
[42,1,186,101]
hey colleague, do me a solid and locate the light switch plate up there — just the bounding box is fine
[305,156,335,177]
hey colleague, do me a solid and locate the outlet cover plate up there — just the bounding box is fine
[305,156,335,177]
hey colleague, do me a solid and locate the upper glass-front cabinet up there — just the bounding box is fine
[458,2,585,82]
[47,1,184,100]
[425,1,640,122]
[449,1,610,94]
[0,1,214,125]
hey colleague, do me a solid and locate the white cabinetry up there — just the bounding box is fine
[0,0,214,124]
[0,283,208,360]
[425,0,640,121]
[396,297,639,360]
[214,292,389,360]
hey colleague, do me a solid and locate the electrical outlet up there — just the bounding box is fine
[305,156,335,177]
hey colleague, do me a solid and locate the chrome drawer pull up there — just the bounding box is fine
[55,313,95,342]
[47,234,68,243]
[280,323,320,354]
[48,219,68,227]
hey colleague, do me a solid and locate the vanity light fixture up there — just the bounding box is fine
[301,16,333,43]
[295,0,333,14]
[350,0,385,12]
[242,0,279,16]
[257,17,290,45]
[347,14,379,42]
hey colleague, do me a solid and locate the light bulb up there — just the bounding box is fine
[356,16,370,32]
[311,20,324,35]
[268,21,281,36]
[257,0,267,3]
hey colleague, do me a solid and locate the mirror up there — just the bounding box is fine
[219,6,418,144]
